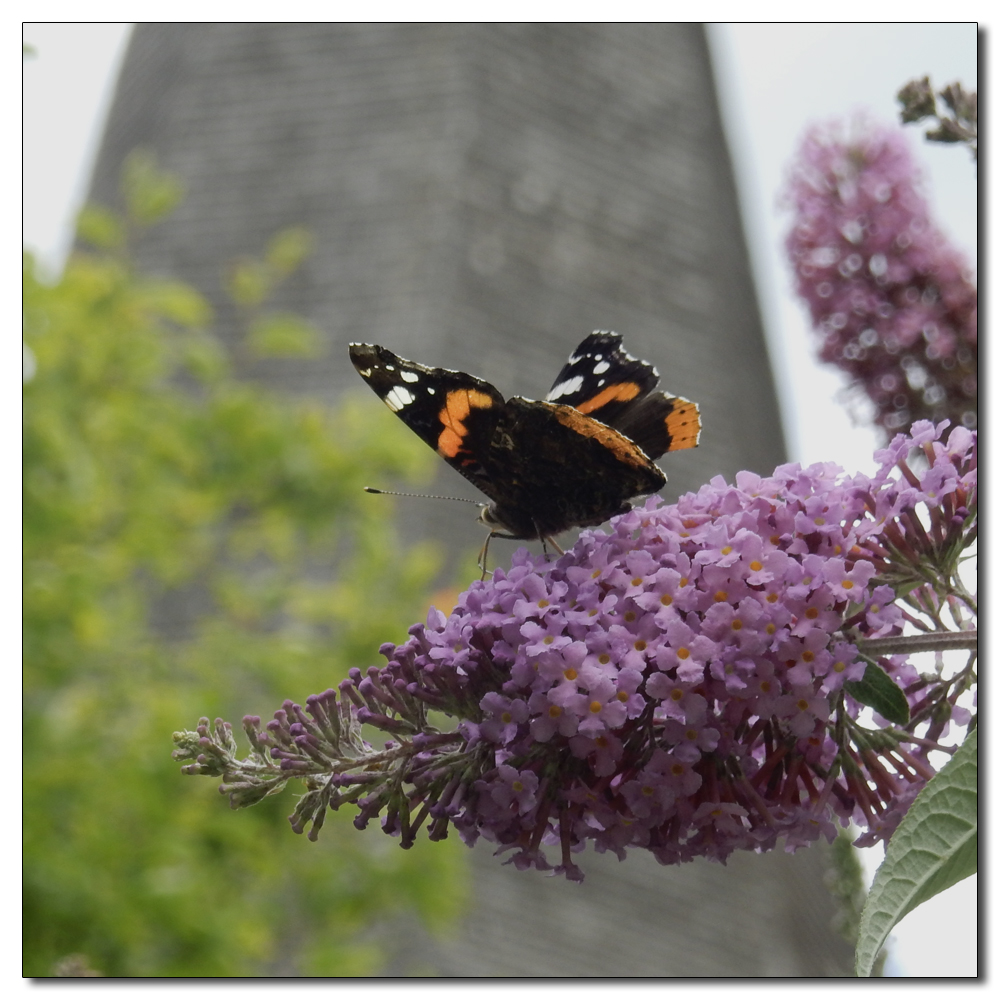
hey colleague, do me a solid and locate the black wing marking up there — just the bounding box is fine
[348,342,505,499]
[544,331,659,427]
[543,331,700,456]
[479,398,667,539]
[608,391,701,460]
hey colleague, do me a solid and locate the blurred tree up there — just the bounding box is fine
[22,153,466,977]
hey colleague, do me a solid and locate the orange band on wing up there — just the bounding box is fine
[552,405,649,468]
[437,389,494,458]
[575,382,641,414]
[664,399,701,451]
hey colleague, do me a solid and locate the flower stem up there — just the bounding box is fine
[855,631,977,656]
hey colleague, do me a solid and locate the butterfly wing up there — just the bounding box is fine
[545,331,700,460]
[545,331,658,420]
[477,397,667,539]
[349,343,506,500]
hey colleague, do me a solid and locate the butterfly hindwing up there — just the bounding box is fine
[474,397,666,539]
[546,331,701,460]
[608,391,702,459]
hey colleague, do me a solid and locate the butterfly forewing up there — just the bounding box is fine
[545,331,700,460]
[349,343,505,499]
[545,331,659,423]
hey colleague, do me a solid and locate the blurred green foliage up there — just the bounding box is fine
[23,153,467,976]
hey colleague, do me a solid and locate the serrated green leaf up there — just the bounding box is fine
[247,313,322,358]
[855,728,977,976]
[266,226,314,276]
[844,660,910,725]
[75,204,125,250]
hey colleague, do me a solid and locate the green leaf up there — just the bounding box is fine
[266,226,314,276]
[844,659,910,725]
[180,332,229,383]
[855,728,978,976]
[122,150,183,226]
[247,313,322,358]
[139,279,213,328]
[225,259,271,307]
[23,187,461,974]
[75,204,125,250]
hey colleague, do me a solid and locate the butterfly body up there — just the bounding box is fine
[349,332,700,543]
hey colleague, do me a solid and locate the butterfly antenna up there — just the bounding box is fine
[364,487,483,505]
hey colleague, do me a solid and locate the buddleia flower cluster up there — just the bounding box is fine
[175,421,976,881]
[784,118,977,437]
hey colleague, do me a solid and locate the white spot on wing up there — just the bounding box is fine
[592,360,610,374]
[400,370,420,382]
[384,386,415,412]
[548,374,584,399]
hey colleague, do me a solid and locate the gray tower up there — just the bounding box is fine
[89,23,852,975]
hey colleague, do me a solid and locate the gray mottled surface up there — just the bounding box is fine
[88,23,852,976]
[381,839,852,977]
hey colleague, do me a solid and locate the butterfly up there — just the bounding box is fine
[349,331,700,560]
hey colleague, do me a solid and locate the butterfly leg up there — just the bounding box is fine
[535,521,566,562]
[478,531,499,580]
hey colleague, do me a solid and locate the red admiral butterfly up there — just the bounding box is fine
[349,331,700,554]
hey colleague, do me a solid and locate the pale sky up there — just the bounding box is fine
[21,21,980,979]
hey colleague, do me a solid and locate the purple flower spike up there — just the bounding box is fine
[323,424,973,875]
[784,118,977,437]
[179,425,975,879]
